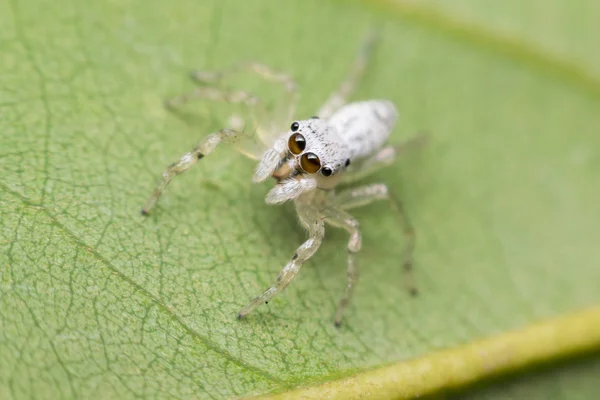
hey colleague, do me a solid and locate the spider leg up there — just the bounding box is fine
[164,84,272,160]
[165,85,262,109]
[141,127,246,215]
[321,206,362,327]
[317,30,379,119]
[237,205,324,319]
[165,85,265,129]
[191,61,298,131]
[332,183,418,297]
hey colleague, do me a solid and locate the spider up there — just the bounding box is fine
[141,32,425,326]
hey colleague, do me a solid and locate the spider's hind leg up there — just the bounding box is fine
[317,30,379,119]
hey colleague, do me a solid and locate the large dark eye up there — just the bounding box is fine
[288,133,306,155]
[321,166,333,176]
[300,152,321,174]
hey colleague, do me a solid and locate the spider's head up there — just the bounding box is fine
[282,118,351,183]
[256,117,352,205]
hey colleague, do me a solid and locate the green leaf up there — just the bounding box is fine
[1,0,599,399]
[453,354,600,400]
[250,308,600,399]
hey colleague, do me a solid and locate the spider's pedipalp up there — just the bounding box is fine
[265,177,317,204]
[253,136,288,182]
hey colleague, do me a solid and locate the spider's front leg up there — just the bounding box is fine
[237,205,324,319]
[141,128,242,215]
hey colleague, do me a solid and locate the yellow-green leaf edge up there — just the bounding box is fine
[369,0,600,96]
[250,306,600,399]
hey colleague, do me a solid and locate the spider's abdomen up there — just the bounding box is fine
[326,100,398,160]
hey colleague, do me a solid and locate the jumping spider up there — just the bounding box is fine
[142,32,424,326]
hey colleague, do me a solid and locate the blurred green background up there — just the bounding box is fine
[1,0,599,399]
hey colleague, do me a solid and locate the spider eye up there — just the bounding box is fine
[288,133,306,155]
[321,166,333,176]
[345,159,351,167]
[290,122,300,132]
[300,152,321,174]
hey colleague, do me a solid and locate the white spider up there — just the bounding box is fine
[142,32,425,326]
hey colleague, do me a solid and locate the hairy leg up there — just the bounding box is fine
[237,205,324,319]
[321,206,362,327]
[141,128,244,215]
[332,183,418,296]
[165,86,260,109]
[317,30,379,119]
[165,85,266,131]
[191,61,298,128]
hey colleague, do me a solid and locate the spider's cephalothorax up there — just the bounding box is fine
[141,32,424,326]
[260,117,352,202]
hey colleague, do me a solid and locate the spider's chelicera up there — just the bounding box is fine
[141,32,425,327]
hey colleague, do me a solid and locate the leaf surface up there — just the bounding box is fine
[1,0,599,399]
